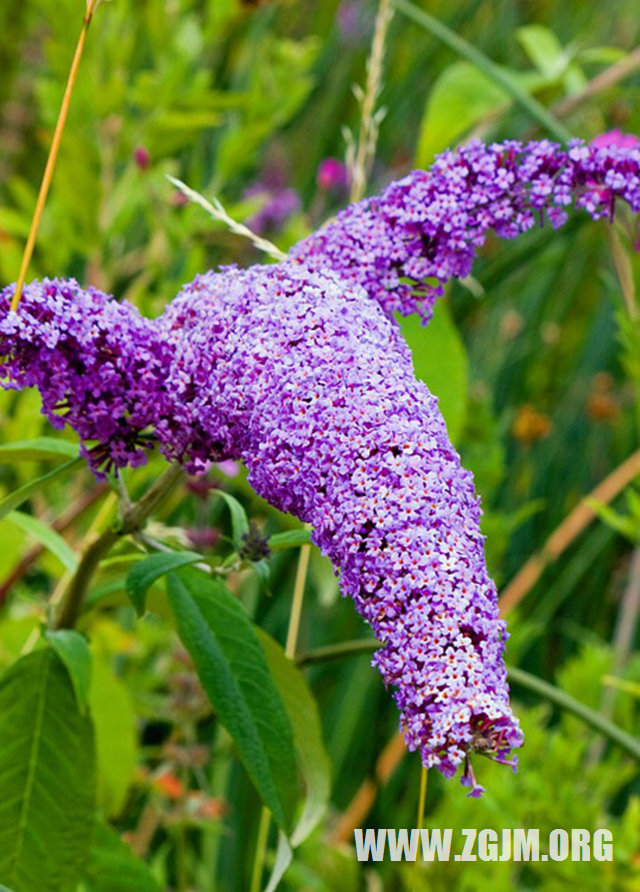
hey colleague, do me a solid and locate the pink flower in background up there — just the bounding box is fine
[317,157,349,193]
[134,146,151,170]
[590,130,640,150]
[337,1,368,43]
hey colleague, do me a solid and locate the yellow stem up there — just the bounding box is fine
[10,2,99,313]
[412,766,428,891]
[285,539,311,659]
[249,806,272,892]
[350,0,393,203]
[416,765,428,830]
[250,536,312,889]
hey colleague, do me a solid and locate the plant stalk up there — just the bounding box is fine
[54,463,184,628]
[10,0,102,312]
[499,448,640,614]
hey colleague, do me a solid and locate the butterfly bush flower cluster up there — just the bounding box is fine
[2,138,639,793]
[0,278,171,472]
[155,264,521,792]
[292,137,640,321]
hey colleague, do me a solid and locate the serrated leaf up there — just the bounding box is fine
[397,299,468,444]
[0,438,80,462]
[126,550,203,616]
[82,821,161,892]
[216,491,249,549]
[89,655,138,819]
[0,649,96,892]
[257,630,331,846]
[268,529,312,550]
[4,511,78,572]
[0,458,82,520]
[44,629,92,714]
[167,567,297,832]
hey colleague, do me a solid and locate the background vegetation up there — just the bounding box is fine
[0,1,639,889]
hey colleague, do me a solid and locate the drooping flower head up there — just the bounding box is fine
[2,137,639,794]
[156,263,523,786]
[292,137,640,320]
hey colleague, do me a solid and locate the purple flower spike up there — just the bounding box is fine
[292,137,640,321]
[155,263,523,790]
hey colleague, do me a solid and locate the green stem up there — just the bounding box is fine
[297,639,640,762]
[284,541,311,659]
[296,638,380,666]
[250,806,271,892]
[55,463,184,629]
[506,664,640,762]
[249,536,311,888]
[392,0,572,143]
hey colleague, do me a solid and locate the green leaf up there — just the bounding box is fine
[88,654,138,819]
[507,664,640,762]
[267,529,312,550]
[0,438,80,462]
[586,497,640,544]
[397,299,468,444]
[602,675,640,699]
[82,821,161,892]
[516,25,568,79]
[0,458,83,520]
[126,550,203,616]
[44,629,92,714]
[516,25,586,93]
[395,0,570,143]
[167,567,297,832]
[417,62,509,164]
[257,630,331,846]
[264,833,293,892]
[0,649,96,892]
[216,491,249,549]
[577,46,628,65]
[0,207,31,238]
[3,511,78,572]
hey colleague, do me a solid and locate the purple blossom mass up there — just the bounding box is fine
[292,138,640,321]
[156,264,522,791]
[0,278,171,472]
[2,138,640,794]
